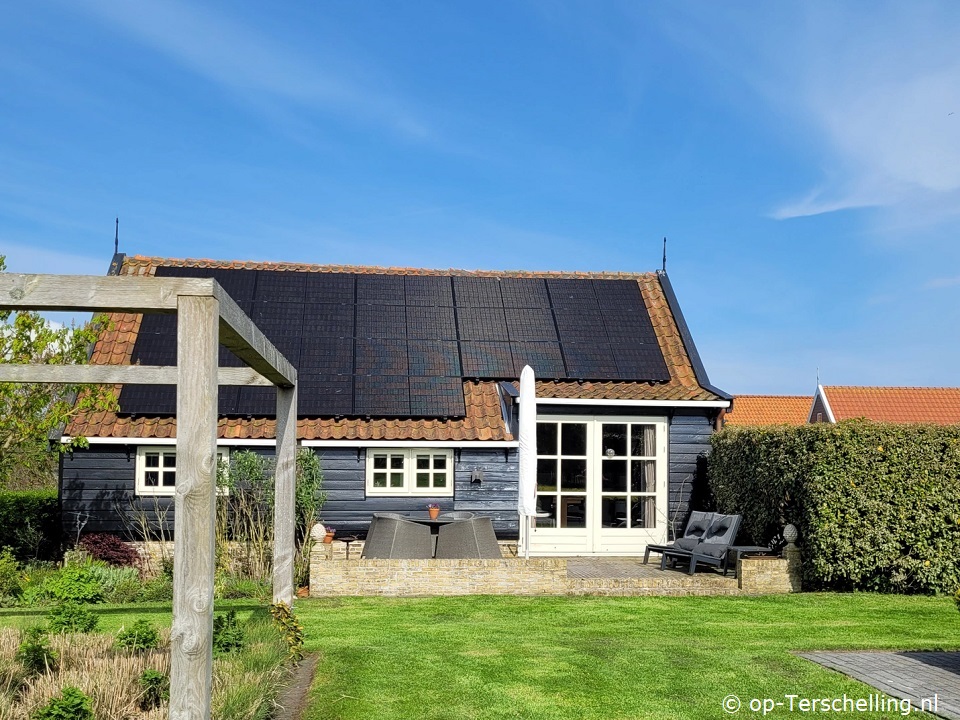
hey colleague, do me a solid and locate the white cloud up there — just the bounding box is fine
[72,0,431,140]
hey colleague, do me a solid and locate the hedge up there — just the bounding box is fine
[0,489,60,561]
[708,421,960,594]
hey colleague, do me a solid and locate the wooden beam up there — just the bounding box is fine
[0,273,213,312]
[212,285,297,387]
[170,295,219,720]
[0,364,273,386]
[273,385,297,606]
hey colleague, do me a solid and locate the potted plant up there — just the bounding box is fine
[427,503,441,520]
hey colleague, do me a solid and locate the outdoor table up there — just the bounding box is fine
[339,535,358,560]
[724,545,774,576]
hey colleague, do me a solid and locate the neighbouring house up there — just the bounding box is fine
[721,395,812,427]
[59,254,731,556]
[810,385,960,425]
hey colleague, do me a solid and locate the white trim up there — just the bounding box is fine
[534,398,730,408]
[365,448,455,497]
[811,384,836,423]
[63,437,280,447]
[302,440,519,448]
[135,445,230,496]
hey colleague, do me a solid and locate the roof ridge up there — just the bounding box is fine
[123,255,657,280]
[824,385,960,391]
[734,394,812,399]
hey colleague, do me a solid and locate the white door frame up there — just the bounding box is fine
[528,414,669,556]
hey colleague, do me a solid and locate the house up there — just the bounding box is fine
[810,385,960,425]
[59,254,731,556]
[721,395,812,427]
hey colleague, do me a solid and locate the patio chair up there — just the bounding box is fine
[642,511,715,565]
[434,516,502,559]
[438,511,475,520]
[360,515,433,559]
[659,513,742,575]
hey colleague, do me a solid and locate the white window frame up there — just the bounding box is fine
[365,448,455,497]
[135,446,230,496]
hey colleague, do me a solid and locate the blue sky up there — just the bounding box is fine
[2,1,959,394]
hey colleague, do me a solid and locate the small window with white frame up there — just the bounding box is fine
[136,446,229,496]
[366,448,454,496]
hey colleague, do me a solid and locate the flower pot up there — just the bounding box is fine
[428,507,440,520]
[323,531,335,544]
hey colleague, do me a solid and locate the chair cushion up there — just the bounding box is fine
[697,544,728,559]
[685,520,711,538]
[674,537,701,551]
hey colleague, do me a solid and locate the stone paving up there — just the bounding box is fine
[800,651,960,719]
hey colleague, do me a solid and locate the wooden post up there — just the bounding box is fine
[273,385,297,606]
[171,295,219,720]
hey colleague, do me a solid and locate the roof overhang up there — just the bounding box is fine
[533,398,731,408]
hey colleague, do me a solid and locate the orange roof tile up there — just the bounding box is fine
[723,395,812,426]
[66,255,725,441]
[821,386,960,425]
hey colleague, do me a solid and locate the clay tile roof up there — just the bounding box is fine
[822,386,960,425]
[723,395,812,426]
[66,255,726,441]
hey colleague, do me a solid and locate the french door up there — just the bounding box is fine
[528,415,668,555]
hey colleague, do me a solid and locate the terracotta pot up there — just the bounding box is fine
[323,531,335,544]
[428,507,440,520]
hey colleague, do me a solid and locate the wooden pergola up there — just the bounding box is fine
[0,273,298,720]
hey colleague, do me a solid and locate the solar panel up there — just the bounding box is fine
[459,341,514,378]
[301,337,354,375]
[302,303,354,338]
[355,375,410,415]
[304,273,356,304]
[297,375,353,416]
[404,275,454,306]
[117,385,177,415]
[509,342,566,378]
[456,307,508,342]
[235,387,276,416]
[254,271,306,303]
[553,305,605,343]
[408,340,461,377]
[593,279,644,309]
[355,304,406,339]
[505,308,558,342]
[546,279,597,308]
[563,342,620,379]
[452,276,502,307]
[355,338,408,375]
[611,343,671,381]
[409,377,465,416]
[500,278,551,308]
[406,306,457,340]
[357,274,405,305]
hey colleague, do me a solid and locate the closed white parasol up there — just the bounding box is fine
[517,365,537,558]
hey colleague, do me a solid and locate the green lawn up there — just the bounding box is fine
[298,593,960,720]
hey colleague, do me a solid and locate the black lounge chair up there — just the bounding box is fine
[643,511,715,565]
[659,513,742,575]
[434,516,502,559]
[360,515,433,559]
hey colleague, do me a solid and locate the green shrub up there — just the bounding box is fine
[138,574,172,602]
[84,563,140,601]
[47,601,99,634]
[16,627,57,674]
[116,619,160,652]
[215,572,269,601]
[269,601,304,661]
[138,669,169,710]
[709,421,960,593]
[35,563,105,605]
[31,685,93,720]
[212,609,245,654]
[0,490,60,561]
[0,547,23,599]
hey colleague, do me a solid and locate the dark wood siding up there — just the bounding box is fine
[313,448,520,537]
[668,411,713,539]
[810,395,828,423]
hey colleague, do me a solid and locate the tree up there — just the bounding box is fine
[0,256,115,489]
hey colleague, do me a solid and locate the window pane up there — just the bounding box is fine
[145,471,159,486]
[389,472,404,487]
[145,453,159,468]
[537,459,557,492]
[373,472,387,488]
[390,455,405,470]
[434,473,447,488]
[560,459,586,492]
[560,496,586,528]
[631,460,656,493]
[416,455,430,470]
[535,496,556,527]
[415,472,430,488]
[602,424,627,457]
[163,454,176,468]
[536,422,558,455]
[162,472,176,487]
[602,460,627,493]
[373,455,387,470]
[631,496,656,528]
[433,455,447,470]
[560,424,587,456]
[601,496,627,528]
[631,425,656,457]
